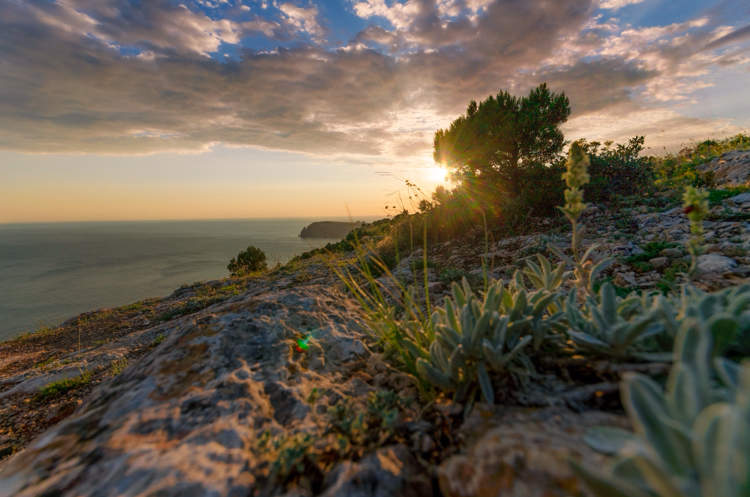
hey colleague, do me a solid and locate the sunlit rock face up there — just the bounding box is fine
[697,150,750,187]
[0,286,398,497]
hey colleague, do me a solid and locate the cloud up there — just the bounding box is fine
[277,2,328,40]
[702,23,750,51]
[598,0,646,11]
[0,0,747,164]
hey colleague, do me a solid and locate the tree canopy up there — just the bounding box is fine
[433,83,571,196]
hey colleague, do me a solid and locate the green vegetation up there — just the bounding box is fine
[439,267,471,285]
[228,245,268,277]
[684,186,710,280]
[624,241,681,273]
[434,83,570,203]
[565,283,672,361]
[341,138,750,415]
[110,358,128,376]
[573,319,750,497]
[654,133,750,189]
[12,323,56,342]
[414,275,555,405]
[708,186,750,206]
[36,370,93,400]
[118,302,143,312]
[548,141,614,298]
[33,356,58,369]
[257,389,412,486]
[578,136,655,203]
[158,283,240,321]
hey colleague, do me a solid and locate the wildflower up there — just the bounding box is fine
[683,186,709,279]
[560,141,590,221]
[549,141,613,298]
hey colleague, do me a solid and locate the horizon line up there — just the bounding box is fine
[0,214,388,226]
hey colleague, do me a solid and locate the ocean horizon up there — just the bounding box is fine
[0,216,380,342]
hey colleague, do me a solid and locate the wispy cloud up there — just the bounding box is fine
[598,0,646,11]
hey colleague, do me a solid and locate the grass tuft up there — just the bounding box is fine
[35,370,93,400]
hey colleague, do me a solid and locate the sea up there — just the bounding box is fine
[0,217,377,342]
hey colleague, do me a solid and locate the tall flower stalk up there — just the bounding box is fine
[683,186,709,280]
[549,141,613,298]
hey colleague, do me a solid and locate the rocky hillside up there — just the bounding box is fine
[2,190,750,496]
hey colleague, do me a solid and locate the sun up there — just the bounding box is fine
[425,165,448,182]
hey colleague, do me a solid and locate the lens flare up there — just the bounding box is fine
[426,166,447,182]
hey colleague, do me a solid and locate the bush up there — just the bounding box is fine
[228,245,268,276]
[578,136,655,203]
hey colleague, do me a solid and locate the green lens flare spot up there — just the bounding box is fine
[296,339,309,350]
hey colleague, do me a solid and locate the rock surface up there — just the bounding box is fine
[438,406,629,497]
[697,253,737,273]
[0,285,377,497]
[321,444,432,497]
[697,149,750,186]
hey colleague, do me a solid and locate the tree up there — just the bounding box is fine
[228,245,268,276]
[433,83,570,198]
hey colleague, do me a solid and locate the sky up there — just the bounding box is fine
[1,0,749,223]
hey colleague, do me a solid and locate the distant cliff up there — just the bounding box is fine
[299,221,363,239]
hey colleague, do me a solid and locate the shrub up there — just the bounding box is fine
[228,245,268,276]
[578,136,655,204]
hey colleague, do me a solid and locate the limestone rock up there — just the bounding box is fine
[697,253,738,273]
[730,192,750,205]
[697,149,750,186]
[614,272,637,287]
[649,257,669,269]
[722,244,747,258]
[437,407,628,497]
[427,282,444,293]
[660,248,683,258]
[0,286,371,497]
[320,444,432,497]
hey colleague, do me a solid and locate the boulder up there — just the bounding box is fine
[437,406,628,497]
[660,248,683,258]
[614,272,637,287]
[649,257,669,269]
[730,192,750,205]
[697,253,737,273]
[0,286,372,497]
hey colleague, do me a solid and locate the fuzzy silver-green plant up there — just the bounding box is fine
[412,276,562,404]
[683,186,710,280]
[564,283,670,361]
[659,284,750,357]
[571,319,749,497]
[549,141,614,298]
[524,253,573,294]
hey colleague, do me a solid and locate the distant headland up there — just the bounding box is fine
[299,221,364,239]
